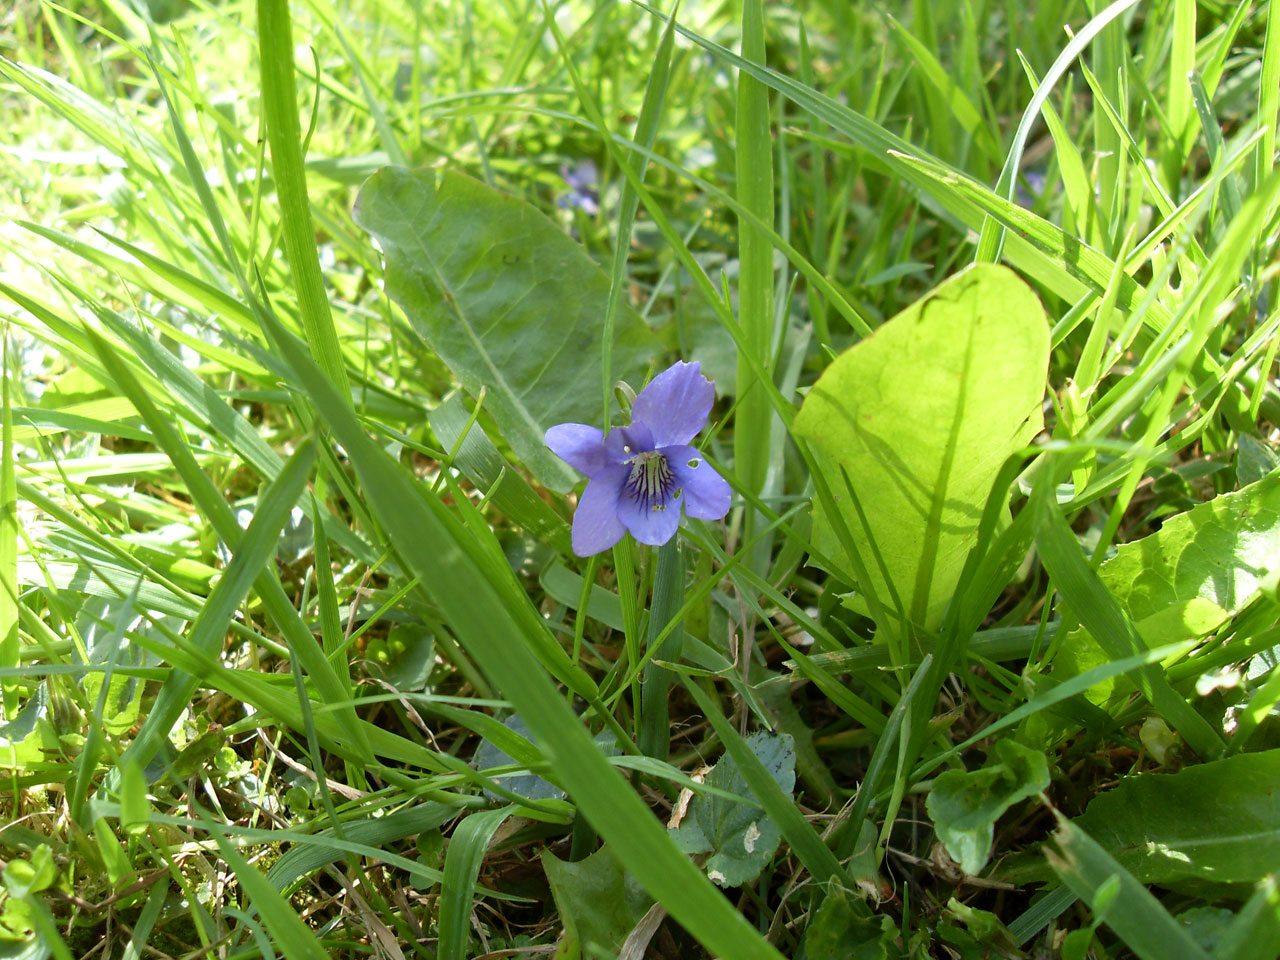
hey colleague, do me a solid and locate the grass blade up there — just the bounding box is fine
[0,338,18,717]
[1048,817,1212,960]
[438,806,516,960]
[1031,470,1224,759]
[734,0,777,563]
[257,0,351,397]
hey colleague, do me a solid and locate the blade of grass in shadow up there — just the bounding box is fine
[258,312,786,960]
[1007,884,1079,946]
[638,537,683,761]
[1189,71,1243,226]
[844,655,934,862]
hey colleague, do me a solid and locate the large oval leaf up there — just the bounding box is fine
[793,263,1049,632]
[1072,750,1280,886]
[354,167,659,492]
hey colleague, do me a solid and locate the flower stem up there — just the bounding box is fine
[639,536,685,761]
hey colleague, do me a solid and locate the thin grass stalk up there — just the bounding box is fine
[734,0,776,573]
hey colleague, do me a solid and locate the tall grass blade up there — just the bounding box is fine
[257,0,351,397]
[260,311,785,959]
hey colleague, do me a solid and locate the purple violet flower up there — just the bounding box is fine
[557,160,600,215]
[545,361,732,557]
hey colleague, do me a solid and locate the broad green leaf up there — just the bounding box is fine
[0,896,42,954]
[473,714,567,802]
[681,676,848,885]
[540,845,654,958]
[925,739,1049,875]
[794,263,1048,632]
[1057,475,1280,702]
[354,167,659,492]
[1071,750,1280,886]
[672,732,796,888]
[370,623,435,693]
[1033,486,1225,760]
[1,847,55,899]
[1177,907,1237,954]
[1102,475,1280,622]
[0,684,60,772]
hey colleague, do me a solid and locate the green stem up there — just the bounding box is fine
[639,536,685,761]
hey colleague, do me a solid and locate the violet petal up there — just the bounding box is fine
[604,421,655,460]
[571,465,629,556]
[545,423,611,478]
[667,445,731,520]
[616,483,682,546]
[632,361,715,448]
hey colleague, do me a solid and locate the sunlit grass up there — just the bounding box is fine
[0,0,1277,957]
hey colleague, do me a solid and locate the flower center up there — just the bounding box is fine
[625,450,679,511]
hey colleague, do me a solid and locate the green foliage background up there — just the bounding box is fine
[0,0,1278,958]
